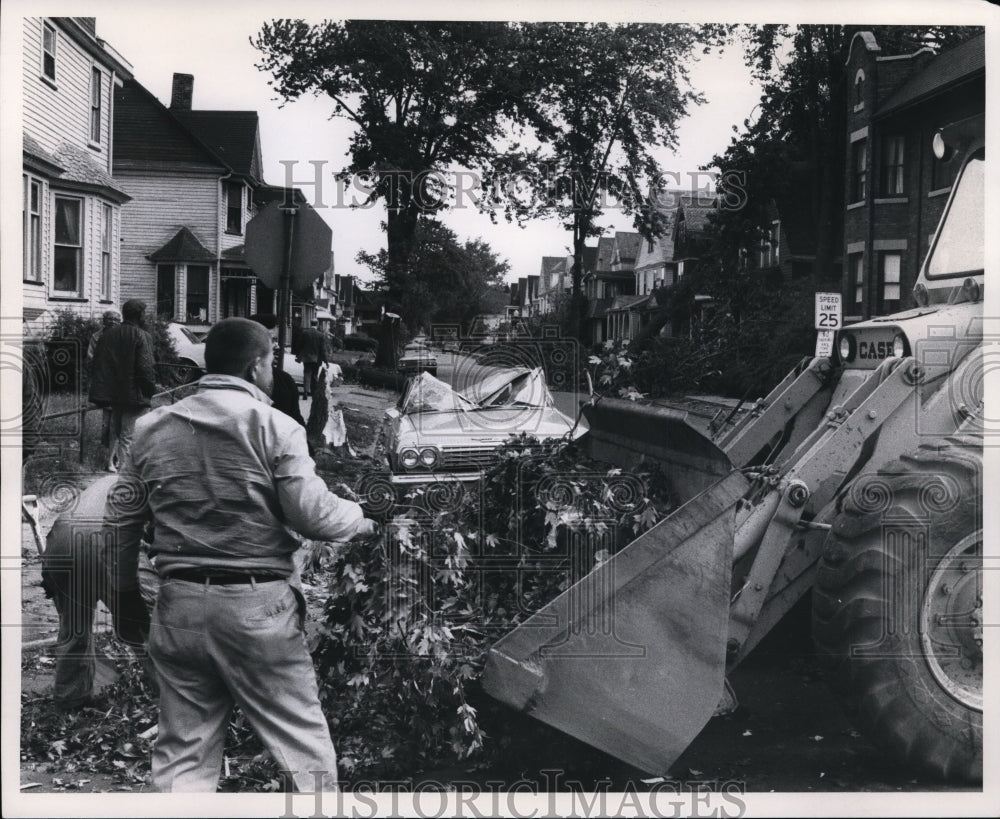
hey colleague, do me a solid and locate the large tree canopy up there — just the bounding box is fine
[253,20,537,306]
[484,23,718,340]
[357,218,510,333]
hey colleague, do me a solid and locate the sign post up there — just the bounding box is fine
[276,206,297,371]
[814,292,842,359]
[245,198,332,371]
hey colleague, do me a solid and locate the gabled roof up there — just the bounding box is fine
[148,227,215,262]
[613,232,642,264]
[50,143,131,203]
[877,33,985,119]
[676,197,715,232]
[174,110,263,182]
[540,255,568,276]
[23,134,65,176]
[114,79,228,172]
[221,244,246,262]
[582,245,599,275]
[595,237,616,271]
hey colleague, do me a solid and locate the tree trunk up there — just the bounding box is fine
[571,212,587,344]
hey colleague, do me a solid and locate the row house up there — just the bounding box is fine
[843,31,984,321]
[587,234,638,344]
[336,277,382,335]
[113,72,267,333]
[22,17,133,328]
[605,194,717,343]
[310,254,339,329]
[506,275,539,319]
[533,255,573,315]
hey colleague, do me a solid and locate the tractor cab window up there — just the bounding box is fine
[926,150,984,279]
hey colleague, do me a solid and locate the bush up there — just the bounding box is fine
[318,438,671,778]
[343,333,379,352]
[147,316,182,386]
[44,310,101,392]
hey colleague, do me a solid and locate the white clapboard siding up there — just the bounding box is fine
[219,182,250,254]
[117,172,220,307]
[23,18,113,169]
[22,175,50,313]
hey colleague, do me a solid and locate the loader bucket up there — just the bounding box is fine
[582,398,733,506]
[482,469,750,774]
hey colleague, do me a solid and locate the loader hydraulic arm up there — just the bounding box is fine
[727,355,925,664]
[717,357,835,466]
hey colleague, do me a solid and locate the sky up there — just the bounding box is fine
[94,8,763,286]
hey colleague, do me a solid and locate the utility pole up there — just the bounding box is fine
[276,204,298,370]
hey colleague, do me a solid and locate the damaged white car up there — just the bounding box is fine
[383,367,587,486]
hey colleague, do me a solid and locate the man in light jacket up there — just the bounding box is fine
[105,318,378,792]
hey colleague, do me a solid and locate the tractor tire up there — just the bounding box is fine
[812,440,982,782]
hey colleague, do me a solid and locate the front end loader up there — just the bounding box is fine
[483,117,985,782]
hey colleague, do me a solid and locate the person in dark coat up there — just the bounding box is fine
[250,314,305,427]
[295,320,327,397]
[88,299,156,472]
[87,310,121,449]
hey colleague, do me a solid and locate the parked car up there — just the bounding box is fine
[397,340,438,377]
[165,323,206,383]
[382,367,586,488]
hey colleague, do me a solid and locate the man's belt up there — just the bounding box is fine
[167,568,285,585]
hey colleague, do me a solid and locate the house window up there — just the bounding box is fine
[157,264,176,319]
[42,22,56,81]
[90,67,103,144]
[878,252,901,314]
[881,136,905,195]
[101,204,112,299]
[851,253,864,309]
[225,182,243,234]
[53,196,82,294]
[186,265,210,322]
[852,140,867,202]
[760,222,779,268]
[23,176,42,282]
[854,71,865,107]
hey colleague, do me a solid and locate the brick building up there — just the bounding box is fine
[843,31,984,321]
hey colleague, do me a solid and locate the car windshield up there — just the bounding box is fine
[398,368,555,414]
[399,372,477,414]
[474,370,553,408]
[926,150,984,279]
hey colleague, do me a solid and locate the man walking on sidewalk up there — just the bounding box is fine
[294,319,327,398]
[88,300,155,472]
[105,318,379,792]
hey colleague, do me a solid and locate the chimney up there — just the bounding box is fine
[170,73,194,110]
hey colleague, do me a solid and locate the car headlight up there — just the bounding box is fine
[891,333,909,359]
[419,447,439,467]
[400,448,419,469]
[838,332,856,363]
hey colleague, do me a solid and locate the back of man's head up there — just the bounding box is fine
[205,318,272,376]
[122,300,146,323]
[102,310,122,328]
[249,313,278,331]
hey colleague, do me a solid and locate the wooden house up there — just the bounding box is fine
[22,17,133,327]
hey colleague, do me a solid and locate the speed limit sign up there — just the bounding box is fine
[815,292,842,330]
